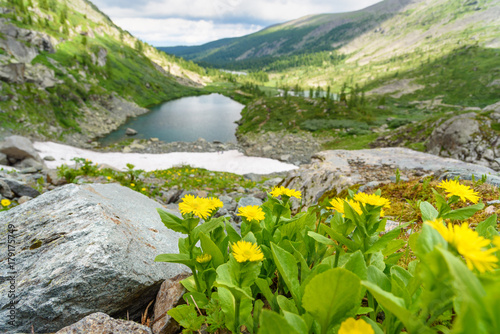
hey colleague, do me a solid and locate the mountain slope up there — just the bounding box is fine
[160,0,415,66]
[161,0,499,72]
[0,0,210,144]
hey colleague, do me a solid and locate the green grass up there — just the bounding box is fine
[321,133,380,150]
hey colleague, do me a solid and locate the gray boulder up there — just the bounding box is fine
[1,178,40,198]
[0,135,42,162]
[56,312,152,334]
[97,47,108,67]
[0,63,25,84]
[0,183,185,333]
[126,128,138,136]
[237,196,263,209]
[25,63,59,88]
[0,36,37,63]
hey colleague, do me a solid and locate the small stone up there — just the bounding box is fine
[125,128,138,136]
[43,155,56,161]
[0,179,14,199]
[56,312,152,334]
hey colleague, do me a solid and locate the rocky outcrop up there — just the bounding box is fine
[24,63,60,88]
[283,148,497,208]
[426,112,500,168]
[0,183,185,333]
[373,106,500,171]
[0,63,25,84]
[56,312,152,334]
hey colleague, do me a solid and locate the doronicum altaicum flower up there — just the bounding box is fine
[425,218,498,273]
[270,186,301,199]
[237,205,265,222]
[1,199,11,207]
[327,198,363,215]
[437,179,480,204]
[231,241,264,263]
[178,194,212,219]
[196,254,212,264]
[338,318,374,334]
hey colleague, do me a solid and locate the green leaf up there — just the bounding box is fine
[342,250,368,280]
[302,268,362,334]
[362,281,433,334]
[167,304,205,331]
[441,202,485,221]
[258,310,300,334]
[218,286,253,333]
[192,216,224,239]
[419,201,438,222]
[365,223,409,254]
[414,223,446,257]
[307,231,336,246]
[344,201,367,235]
[256,277,279,312]
[320,224,360,251]
[283,311,309,334]
[157,208,188,234]
[154,253,195,267]
[271,242,302,309]
[356,307,374,315]
[476,214,498,238]
[277,295,299,314]
[360,316,385,334]
[214,262,254,300]
[225,222,241,244]
[199,232,225,268]
[367,265,391,292]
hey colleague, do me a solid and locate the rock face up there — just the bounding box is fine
[152,273,190,334]
[56,312,152,334]
[0,135,43,162]
[426,112,500,168]
[0,183,185,334]
[283,148,497,208]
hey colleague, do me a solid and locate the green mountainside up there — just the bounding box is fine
[0,0,211,143]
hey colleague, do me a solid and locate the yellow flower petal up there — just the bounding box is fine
[237,205,265,222]
[437,179,480,203]
[338,318,374,334]
[231,241,264,263]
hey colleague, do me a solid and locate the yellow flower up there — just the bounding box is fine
[178,195,212,219]
[237,205,265,222]
[1,199,11,207]
[425,219,498,273]
[270,186,302,199]
[130,183,135,187]
[141,187,146,191]
[107,176,111,180]
[437,179,480,203]
[354,192,391,209]
[232,241,264,263]
[196,254,212,264]
[208,197,223,211]
[338,318,374,334]
[327,198,362,215]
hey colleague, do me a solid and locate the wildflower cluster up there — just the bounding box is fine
[178,194,223,219]
[328,191,390,216]
[153,179,499,334]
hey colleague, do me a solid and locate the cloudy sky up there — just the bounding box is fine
[90,0,383,47]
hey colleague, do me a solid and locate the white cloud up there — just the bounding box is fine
[113,17,263,46]
[91,0,382,45]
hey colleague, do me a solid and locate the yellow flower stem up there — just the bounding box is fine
[233,295,242,334]
[368,292,377,321]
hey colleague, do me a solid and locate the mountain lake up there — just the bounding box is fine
[98,93,244,145]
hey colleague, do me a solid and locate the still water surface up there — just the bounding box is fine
[99,94,243,146]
